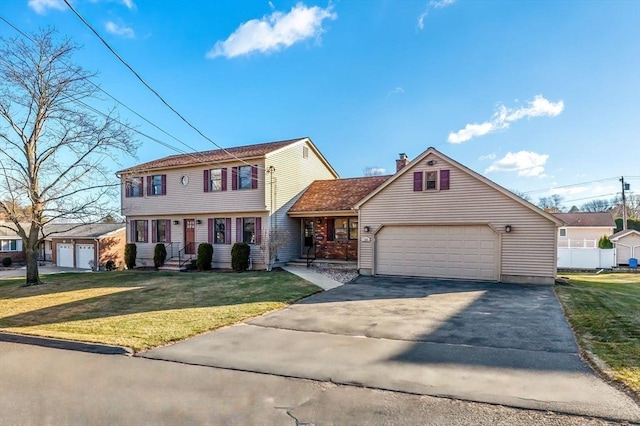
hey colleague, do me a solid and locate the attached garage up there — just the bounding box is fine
[57,243,74,268]
[376,225,498,281]
[75,244,95,269]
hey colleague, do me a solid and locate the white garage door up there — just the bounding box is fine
[76,244,95,269]
[376,225,499,281]
[57,243,74,268]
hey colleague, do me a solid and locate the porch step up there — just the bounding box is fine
[286,258,357,269]
[158,257,194,272]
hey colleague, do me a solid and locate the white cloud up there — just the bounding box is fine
[479,153,496,161]
[28,0,65,14]
[417,0,456,30]
[268,1,275,9]
[550,186,588,196]
[120,0,135,9]
[447,95,564,143]
[105,21,135,38]
[207,3,337,59]
[388,87,405,96]
[485,151,549,177]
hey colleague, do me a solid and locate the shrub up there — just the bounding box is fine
[2,257,12,267]
[153,243,167,270]
[598,235,613,249]
[231,242,250,272]
[615,218,640,233]
[105,259,116,271]
[196,243,213,271]
[124,243,137,270]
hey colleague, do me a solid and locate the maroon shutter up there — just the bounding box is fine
[151,220,157,243]
[440,169,450,190]
[143,220,149,243]
[137,179,143,196]
[161,175,167,195]
[146,176,152,196]
[236,218,242,242]
[251,165,258,189]
[221,168,227,191]
[130,221,136,242]
[255,217,262,245]
[413,172,423,192]
[204,170,210,192]
[225,218,231,244]
[327,219,335,241]
[232,167,238,190]
[165,220,171,243]
[208,218,213,243]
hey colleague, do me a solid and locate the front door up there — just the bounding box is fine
[184,219,196,254]
[302,219,315,257]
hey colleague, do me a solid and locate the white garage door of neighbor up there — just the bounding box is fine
[57,243,74,268]
[76,244,95,269]
[376,225,499,281]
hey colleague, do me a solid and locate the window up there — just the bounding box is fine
[235,217,262,244]
[238,166,252,190]
[0,239,18,251]
[425,171,437,190]
[204,168,227,192]
[214,218,226,244]
[125,177,143,197]
[413,169,451,192]
[332,218,358,240]
[559,229,567,237]
[152,219,171,243]
[232,165,257,190]
[147,175,166,196]
[131,220,148,243]
[303,146,309,159]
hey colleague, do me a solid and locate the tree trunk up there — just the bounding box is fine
[24,245,40,285]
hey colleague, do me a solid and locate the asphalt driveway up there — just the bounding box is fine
[142,276,640,422]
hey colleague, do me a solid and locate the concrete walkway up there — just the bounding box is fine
[142,276,640,423]
[282,265,345,290]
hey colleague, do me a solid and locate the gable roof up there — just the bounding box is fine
[117,137,306,175]
[609,229,640,241]
[289,176,391,215]
[44,223,126,239]
[552,212,616,227]
[354,147,564,226]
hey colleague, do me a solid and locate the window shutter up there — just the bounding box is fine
[204,170,210,192]
[146,176,152,196]
[130,221,136,242]
[255,217,262,245]
[143,220,149,243]
[137,179,143,195]
[165,220,171,243]
[151,220,157,243]
[251,165,258,189]
[236,218,242,242]
[225,218,231,244]
[232,167,238,190]
[221,168,227,191]
[413,172,423,192]
[125,181,131,197]
[440,169,450,190]
[327,219,335,241]
[161,175,167,195]
[207,218,213,243]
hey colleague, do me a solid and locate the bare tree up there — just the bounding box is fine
[580,199,612,213]
[510,189,532,203]
[538,195,564,212]
[363,167,385,176]
[0,29,137,285]
[259,229,290,271]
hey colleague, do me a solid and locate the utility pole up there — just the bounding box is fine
[620,176,629,231]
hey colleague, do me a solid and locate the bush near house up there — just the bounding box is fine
[196,243,213,271]
[124,243,136,270]
[231,242,250,272]
[153,243,167,270]
[615,218,640,232]
[2,257,12,267]
[598,235,613,249]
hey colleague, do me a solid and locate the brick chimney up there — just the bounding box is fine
[396,153,409,172]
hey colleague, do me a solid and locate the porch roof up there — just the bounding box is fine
[288,175,391,216]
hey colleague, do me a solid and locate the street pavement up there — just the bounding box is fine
[0,341,624,425]
[142,276,640,423]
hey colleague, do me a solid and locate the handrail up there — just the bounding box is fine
[306,241,316,268]
[165,242,178,260]
[177,242,196,268]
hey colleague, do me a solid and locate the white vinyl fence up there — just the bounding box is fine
[557,248,615,269]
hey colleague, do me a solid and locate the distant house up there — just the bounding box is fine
[0,225,25,263]
[609,229,640,266]
[552,212,617,248]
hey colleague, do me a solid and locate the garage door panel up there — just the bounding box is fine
[57,244,74,268]
[376,225,498,281]
[76,244,94,269]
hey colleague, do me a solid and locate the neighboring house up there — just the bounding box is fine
[0,222,125,270]
[609,229,640,266]
[552,212,616,248]
[117,138,338,269]
[354,149,563,284]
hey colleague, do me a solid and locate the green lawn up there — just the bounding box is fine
[555,273,640,396]
[0,270,321,352]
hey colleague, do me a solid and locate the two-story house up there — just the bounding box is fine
[117,138,338,269]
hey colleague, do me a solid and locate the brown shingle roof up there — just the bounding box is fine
[117,138,305,174]
[552,212,616,227]
[289,176,391,213]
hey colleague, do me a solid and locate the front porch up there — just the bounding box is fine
[298,216,359,262]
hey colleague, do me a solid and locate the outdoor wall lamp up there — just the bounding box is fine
[173,220,180,225]
[196,219,202,225]
[363,226,370,233]
[316,218,323,224]
[426,160,437,166]
[505,225,512,233]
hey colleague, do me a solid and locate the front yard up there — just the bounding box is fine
[0,270,320,352]
[556,273,639,397]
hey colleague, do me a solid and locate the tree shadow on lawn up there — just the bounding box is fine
[0,270,320,329]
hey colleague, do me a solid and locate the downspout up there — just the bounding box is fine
[94,238,100,271]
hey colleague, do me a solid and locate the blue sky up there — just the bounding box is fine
[2,0,639,209]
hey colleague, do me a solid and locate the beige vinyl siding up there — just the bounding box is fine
[265,140,338,262]
[559,227,615,247]
[359,154,557,282]
[615,233,640,265]
[121,160,267,217]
